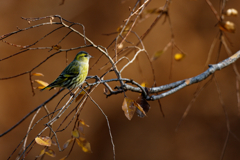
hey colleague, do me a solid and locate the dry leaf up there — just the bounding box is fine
[75,91,85,102]
[31,73,44,77]
[122,97,136,120]
[79,126,84,134]
[45,148,56,157]
[36,86,47,90]
[134,101,147,117]
[63,138,73,149]
[136,92,150,118]
[52,45,62,50]
[71,129,80,138]
[39,149,45,157]
[76,137,92,153]
[34,80,49,89]
[35,136,52,147]
[152,50,163,61]
[79,119,90,127]
[116,24,130,33]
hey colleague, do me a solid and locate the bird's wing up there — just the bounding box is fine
[48,61,80,87]
[61,61,80,78]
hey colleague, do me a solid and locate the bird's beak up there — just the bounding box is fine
[90,55,93,58]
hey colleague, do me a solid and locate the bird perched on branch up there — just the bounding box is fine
[41,51,92,92]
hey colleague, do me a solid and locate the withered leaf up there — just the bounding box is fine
[76,137,92,153]
[52,45,62,50]
[136,92,150,118]
[45,148,56,157]
[35,136,52,147]
[31,73,44,77]
[79,119,90,127]
[75,91,85,102]
[71,129,80,138]
[39,149,45,157]
[63,138,73,149]
[34,80,49,87]
[122,97,136,120]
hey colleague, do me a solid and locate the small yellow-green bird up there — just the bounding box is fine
[41,51,92,91]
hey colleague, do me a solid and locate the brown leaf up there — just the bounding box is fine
[75,91,85,102]
[45,148,56,157]
[38,149,45,157]
[35,136,52,147]
[122,97,136,120]
[151,50,163,61]
[31,73,44,77]
[52,45,61,50]
[63,138,73,149]
[71,129,80,138]
[136,92,150,118]
[78,126,84,134]
[134,101,147,117]
[151,42,172,61]
[76,137,92,153]
[79,119,90,127]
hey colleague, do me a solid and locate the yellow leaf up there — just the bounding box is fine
[122,97,136,120]
[174,53,184,61]
[75,91,85,102]
[35,136,52,147]
[152,50,163,61]
[36,86,46,90]
[52,45,62,50]
[140,82,148,88]
[45,148,56,157]
[116,25,130,33]
[32,73,44,77]
[63,138,73,149]
[39,149,45,157]
[71,129,80,138]
[34,80,49,87]
[79,119,90,127]
[76,137,92,153]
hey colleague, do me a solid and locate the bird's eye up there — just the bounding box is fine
[84,54,88,57]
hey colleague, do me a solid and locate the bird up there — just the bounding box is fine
[41,51,92,92]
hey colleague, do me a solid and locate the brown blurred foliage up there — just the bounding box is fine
[0,0,240,160]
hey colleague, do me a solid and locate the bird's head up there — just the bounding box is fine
[75,51,92,62]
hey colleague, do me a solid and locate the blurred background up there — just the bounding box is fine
[0,0,240,159]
